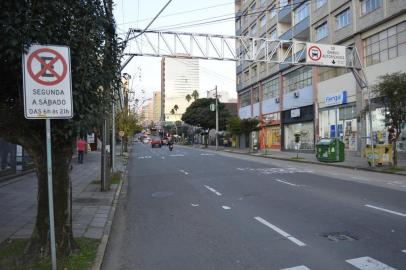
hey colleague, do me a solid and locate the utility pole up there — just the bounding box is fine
[215,85,219,151]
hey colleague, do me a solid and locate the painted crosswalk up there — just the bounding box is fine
[280,256,401,270]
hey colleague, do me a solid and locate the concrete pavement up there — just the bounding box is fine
[190,144,406,175]
[0,149,126,245]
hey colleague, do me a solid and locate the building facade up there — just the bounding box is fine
[235,0,406,152]
[152,91,161,123]
[161,57,200,123]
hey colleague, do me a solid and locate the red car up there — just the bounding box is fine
[150,136,162,148]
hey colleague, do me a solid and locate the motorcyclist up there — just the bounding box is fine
[168,136,174,151]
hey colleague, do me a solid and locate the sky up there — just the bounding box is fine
[113,0,237,104]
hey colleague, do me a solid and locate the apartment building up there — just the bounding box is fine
[235,0,406,152]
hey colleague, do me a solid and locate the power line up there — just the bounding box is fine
[117,1,235,26]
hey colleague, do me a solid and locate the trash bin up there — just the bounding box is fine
[364,144,393,167]
[316,138,345,162]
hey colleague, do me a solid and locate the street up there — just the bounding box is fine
[102,143,406,270]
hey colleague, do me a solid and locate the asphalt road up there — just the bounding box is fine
[102,143,406,270]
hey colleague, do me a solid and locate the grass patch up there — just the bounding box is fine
[290,157,305,160]
[0,238,99,270]
[90,179,100,185]
[383,166,406,173]
[110,171,122,185]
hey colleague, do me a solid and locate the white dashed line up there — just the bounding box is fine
[222,206,231,210]
[401,249,406,254]
[365,204,406,217]
[190,203,199,207]
[346,256,397,270]
[237,168,245,171]
[170,154,184,157]
[201,153,214,156]
[204,185,222,196]
[179,170,190,175]
[281,266,310,270]
[275,179,299,187]
[254,217,306,247]
[351,176,369,181]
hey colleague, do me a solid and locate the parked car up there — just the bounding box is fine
[150,136,162,148]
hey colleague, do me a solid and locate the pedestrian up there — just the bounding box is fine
[77,137,87,164]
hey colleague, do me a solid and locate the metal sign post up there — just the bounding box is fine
[46,119,57,270]
[23,44,73,270]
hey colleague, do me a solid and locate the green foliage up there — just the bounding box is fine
[0,238,99,269]
[185,94,192,103]
[116,110,141,139]
[227,116,242,135]
[191,90,199,100]
[181,98,230,130]
[240,118,260,134]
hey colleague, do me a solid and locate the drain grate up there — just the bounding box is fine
[321,232,358,242]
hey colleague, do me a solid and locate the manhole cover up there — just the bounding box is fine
[151,191,174,198]
[321,232,358,242]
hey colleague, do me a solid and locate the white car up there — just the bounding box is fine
[143,138,151,144]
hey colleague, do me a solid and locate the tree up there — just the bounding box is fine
[0,0,121,262]
[373,72,406,166]
[191,90,199,100]
[182,98,230,130]
[116,109,142,151]
[185,94,192,103]
[227,116,242,136]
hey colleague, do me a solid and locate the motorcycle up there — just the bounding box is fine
[168,143,173,151]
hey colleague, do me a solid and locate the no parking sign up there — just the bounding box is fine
[23,44,73,119]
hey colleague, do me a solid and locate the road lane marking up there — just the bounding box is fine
[204,185,222,196]
[179,170,189,175]
[201,153,214,156]
[402,249,406,254]
[281,266,310,270]
[346,256,397,270]
[254,217,306,247]
[170,154,184,157]
[191,203,199,207]
[365,204,406,217]
[237,168,245,171]
[222,206,231,210]
[275,179,299,187]
[351,176,369,181]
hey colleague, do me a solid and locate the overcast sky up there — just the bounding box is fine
[113,0,237,103]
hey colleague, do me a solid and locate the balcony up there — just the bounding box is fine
[278,5,292,23]
[293,16,310,40]
[279,28,293,41]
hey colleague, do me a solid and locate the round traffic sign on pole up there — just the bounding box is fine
[27,48,68,86]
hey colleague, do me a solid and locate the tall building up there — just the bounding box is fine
[152,91,161,123]
[161,57,200,123]
[235,0,406,152]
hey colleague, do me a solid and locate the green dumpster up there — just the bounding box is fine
[316,138,345,162]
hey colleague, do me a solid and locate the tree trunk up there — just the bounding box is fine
[22,140,77,264]
[393,139,398,167]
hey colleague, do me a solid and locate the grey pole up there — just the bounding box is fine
[112,102,115,172]
[46,119,57,270]
[215,85,219,151]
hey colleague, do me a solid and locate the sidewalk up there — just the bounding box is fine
[0,148,126,245]
[187,144,406,175]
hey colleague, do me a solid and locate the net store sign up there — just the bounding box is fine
[23,45,73,119]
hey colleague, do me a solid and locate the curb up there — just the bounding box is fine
[178,144,406,176]
[91,161,127,270]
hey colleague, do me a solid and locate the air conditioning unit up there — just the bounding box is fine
[275,97,280,104]
[294,91,300,98]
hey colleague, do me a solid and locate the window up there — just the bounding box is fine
[237,74,242,85]
[269,29,277,40]
[315,0,327,9]
[315,22,328,41]
[360,0,381,15]
[364,21,406,66]
[263,78,279,100]
[240,91,251,107]
[259,62,266,74]
[294,2,309,25]
[252,86,260,103]
[244,70,250,82]
[280,0,288,7]
[260,15,266,28]
[336,8,351,30]
[270,6,277,18]
[251,23,257,35]
[251,65,257,79]
[283,67,312,93]
[318,67,348,82]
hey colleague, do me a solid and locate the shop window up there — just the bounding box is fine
[284,122,314,150]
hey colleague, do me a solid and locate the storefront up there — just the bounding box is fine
[318,91,358,151]
[282,105,315,151]
[260,112,281,150]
